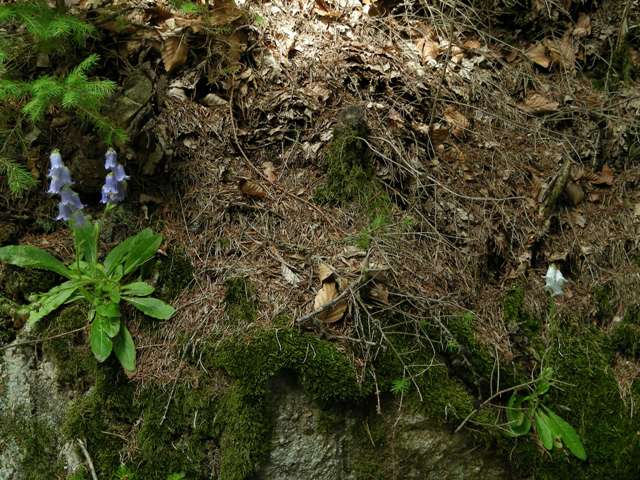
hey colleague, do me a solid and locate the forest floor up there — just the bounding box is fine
[2,0,640,478]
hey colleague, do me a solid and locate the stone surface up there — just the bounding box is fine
[260,380,508,480]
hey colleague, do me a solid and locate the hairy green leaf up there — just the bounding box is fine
[0,244,71,278]
[113,324,136,372]
[73,221,99,265]
[125,296,175,320]
[534,410,554,450]
[90,315,114,362]
[506,393,531,436]
[122,281,155,296]
[543,406,587,460]
[27,280,80,325]
[104,228,162,276]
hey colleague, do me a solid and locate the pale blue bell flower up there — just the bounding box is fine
[105,148,118,170]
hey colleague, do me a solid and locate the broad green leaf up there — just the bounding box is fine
[122,281,155,296]
[124,296,175,320]
[104,228,162,276]
[0,245,71,278]
[534,410,554,450]
[113,324,136,372]
[90,316,113,362]
[506,393,531,436]
[73,221,99,265]
[96,301,120,319]
[543,407,587,461]
[27,281,80,325]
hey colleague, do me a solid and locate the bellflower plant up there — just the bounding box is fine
[0,149,175,372]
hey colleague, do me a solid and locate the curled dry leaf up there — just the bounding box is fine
[281,264,301,286]
[463,39,481,50]
[313,281,347,323]
[318,263,335,283]
[518,93,559,114]
[573,13,591,37]
[544,34,575,72]
[416,37,441,62]
[443,106,469,138]
[263,161,277,182]
[591,164,614,186]
[368,282,389,305]
[238,178,267,199]
[162,35,188,72]
[526,43,551,68]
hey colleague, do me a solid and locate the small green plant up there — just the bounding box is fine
[167,473,187,480]
[0,150,175,372]
[390,377,411,396]
[506,367,586,460]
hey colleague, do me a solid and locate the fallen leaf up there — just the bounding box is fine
[463,39,481,50]
[263,162,277,182]
[161,35,188,72]
[281,264,301,286]
[368,282,389,304]
[573,13,591,37]
[526,43,551,68]
[416,37,441,62]
[545,34,575,72]
[314,0,341,18]
[318,263,335,284]
[518,93,559,114]
[590,164,614,186]
[443,106,469,138]
[313,282,347,323]
[238,179,267,199]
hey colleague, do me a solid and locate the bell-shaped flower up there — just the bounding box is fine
[113,163,129,182]
[544,264,567,296]
[50,150,64,169]
[105,148,118,170]
[55,202,74,221]
[47,166,73,194]
[59,187,84,210]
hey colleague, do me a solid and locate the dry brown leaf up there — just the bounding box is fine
[281,264,301,286]
[573,13,591,37]
[161,35,188,72]
[590,164,614,186]
[314,0,341,17]
[545,34,575,71]
[526,43,551,68]
[263,162,277,182]
[318,264,335,284]
[238,179,267,199]
[518,93,559,114]
[368,282,389,305]
[463,39,481,50]
[505,50,519,63]
[313,282,347,323]
[443,106,469,138]
[416,37,441,62]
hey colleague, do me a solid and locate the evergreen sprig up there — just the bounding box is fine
[0,1,95,46]
[0,156,36,196]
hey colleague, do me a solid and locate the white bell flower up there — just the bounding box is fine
[544,264,567,296]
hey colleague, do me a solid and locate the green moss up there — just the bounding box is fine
[0,411,65,479]
[593,284,616,323]
[0,294,17,345]
[0,265,60,302]
[445,311,495,385]
[155,246,194,301]
[208,329,371,403]
[314,106,376,206]
[39,304,97,390]
[218,385,271,480]
[224,277,257,326]
[610,306,640,359]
